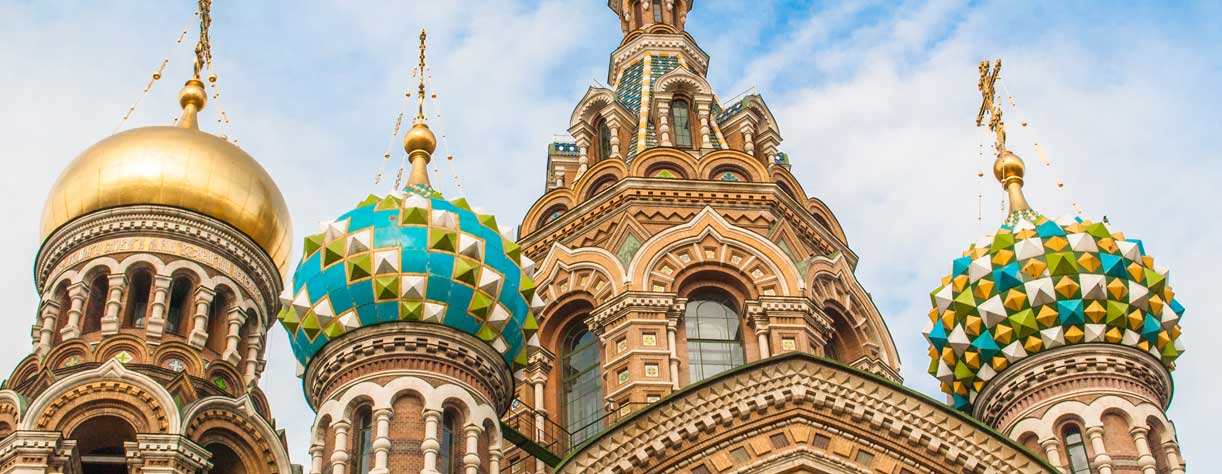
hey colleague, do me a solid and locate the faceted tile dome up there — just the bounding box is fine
[923,210,1184,410]
[277,184,541,374]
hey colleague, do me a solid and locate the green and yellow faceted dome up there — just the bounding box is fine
[277,183,542,376]
[924,210,1184,411]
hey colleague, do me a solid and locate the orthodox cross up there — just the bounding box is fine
[193,0,213,79]
[416,30,428,120]
[977,59,1005,155]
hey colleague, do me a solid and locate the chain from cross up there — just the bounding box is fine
[977,59,1005,155]
[193,0,213,79]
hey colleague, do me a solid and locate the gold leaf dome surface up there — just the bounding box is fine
[40,125,293,276]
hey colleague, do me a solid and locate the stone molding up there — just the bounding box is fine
[973,344,1173,431]
[35,205,280,315]
[303,322,515,413]
[608,33,710,83]
[555,353,1052,474]
[589,291,678,334]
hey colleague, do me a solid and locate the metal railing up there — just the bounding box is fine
[499,401,655,471]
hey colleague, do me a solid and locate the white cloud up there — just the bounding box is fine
[0,0,1218,467]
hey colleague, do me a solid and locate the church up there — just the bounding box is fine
[0,1,1186,473]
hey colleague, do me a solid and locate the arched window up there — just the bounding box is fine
[563,329,602,447]
[598,119,613,162]
[166,276,193,335]
[82,274,109,334]
[124,269,153,328]
[207,291,232,353]
[205,442,247,474]
[652,0,664,23]
[671,99,693,148]
[440,410,459,474]
[72,416,136,473]
[352,406,373,474]
[1062,425,1091,474]
[684,290,744,383]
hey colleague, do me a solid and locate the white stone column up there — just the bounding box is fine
[100,274,127,335]
[740,123,755,155]
[330,420,351,474]
[532,377,547,441]
[608,118,622,160]
[1085,426,1114,474]
[1162,440,1185,474]
[1039,438,1064,473]
[145,275,172,340]
[421,409,442,474]
[35,300,61,357]
[59,282,89,341]
[696,102,712,149]
[222,306,248,365]
[308,443,325,474]
[243,328,264,386]
[666,319,680,389]
[658,102,672,146]
[370,408,393,474]
[756,331,771,359]
[488,441,502,474]
[1130,427,1158,474]
[463,424,482,474]
[187,287,215,349]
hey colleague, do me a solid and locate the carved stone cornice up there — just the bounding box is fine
[555,353,1053,474]
[589,291,678,333]
[303,322,515,414]
[973,344,1173,433]
[608,32,710,84]
[34,205,280,317]
[127,433,212,473]
[527,348,556,382]
[520,177,846,267]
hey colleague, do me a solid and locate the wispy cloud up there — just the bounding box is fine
[1,0,1217,465]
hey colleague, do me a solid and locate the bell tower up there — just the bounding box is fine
[609,0,693,36]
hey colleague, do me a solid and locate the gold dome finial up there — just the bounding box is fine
[977,58,1030,212]
[404,29,437,188]
[176,0,213,130]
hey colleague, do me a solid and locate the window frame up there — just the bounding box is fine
[561,328,603,447]
[683,290,746,384]
[671,98,694,149]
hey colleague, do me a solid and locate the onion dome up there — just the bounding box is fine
[923,151,1184,411]
[277,30,540,376]
[40,79,293,275]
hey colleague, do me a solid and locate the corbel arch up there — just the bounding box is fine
[653,67,713,96]
[520,188,577,236]
[571,158,628,202]
[806,260,900,370]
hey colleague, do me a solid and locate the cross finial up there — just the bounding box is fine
[416,29,428,120]
[193,0,213,80]
[977,59,1004,155]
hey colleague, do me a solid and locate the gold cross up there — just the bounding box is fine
[977,59,1005,155]
[416,29,428,120]
[193,0,213,79]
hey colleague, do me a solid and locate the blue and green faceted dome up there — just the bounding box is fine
[277,184,541,375]
[923,210,1184,411]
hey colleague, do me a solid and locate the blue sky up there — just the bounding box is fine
[2,0,1219,466]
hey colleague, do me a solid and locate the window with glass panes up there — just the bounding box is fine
[1063,426,1091,474]
[563,330,603,447]
[684,291,745,383]
[672,100,693,148]
[598,120,612,161]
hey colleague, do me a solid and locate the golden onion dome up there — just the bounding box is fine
[40,80,292,276]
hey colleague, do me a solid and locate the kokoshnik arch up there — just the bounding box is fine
[0,1,1186,474]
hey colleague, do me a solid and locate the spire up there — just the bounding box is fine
[404,29,438,188]
[177,0,213,130]
[977,59,1030,212]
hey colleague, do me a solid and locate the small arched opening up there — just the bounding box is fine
[82,274,109,334]
[205,442,246,474]
[72,415,136,474]
[206,289,233,355]
[165,275,195,336]
[123,268,154,329]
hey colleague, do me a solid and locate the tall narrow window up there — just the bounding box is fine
[563,329,603,447]
[166,276,193,335]
[598,119,612,162]
[124,270,152,328]
[82,274,108,334]
[671,99,693,148]
[685,290,745,383]
[1063,426,1091,474]
[353,407,373,474]
[440,410,458,474]
[652,0,663,23]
